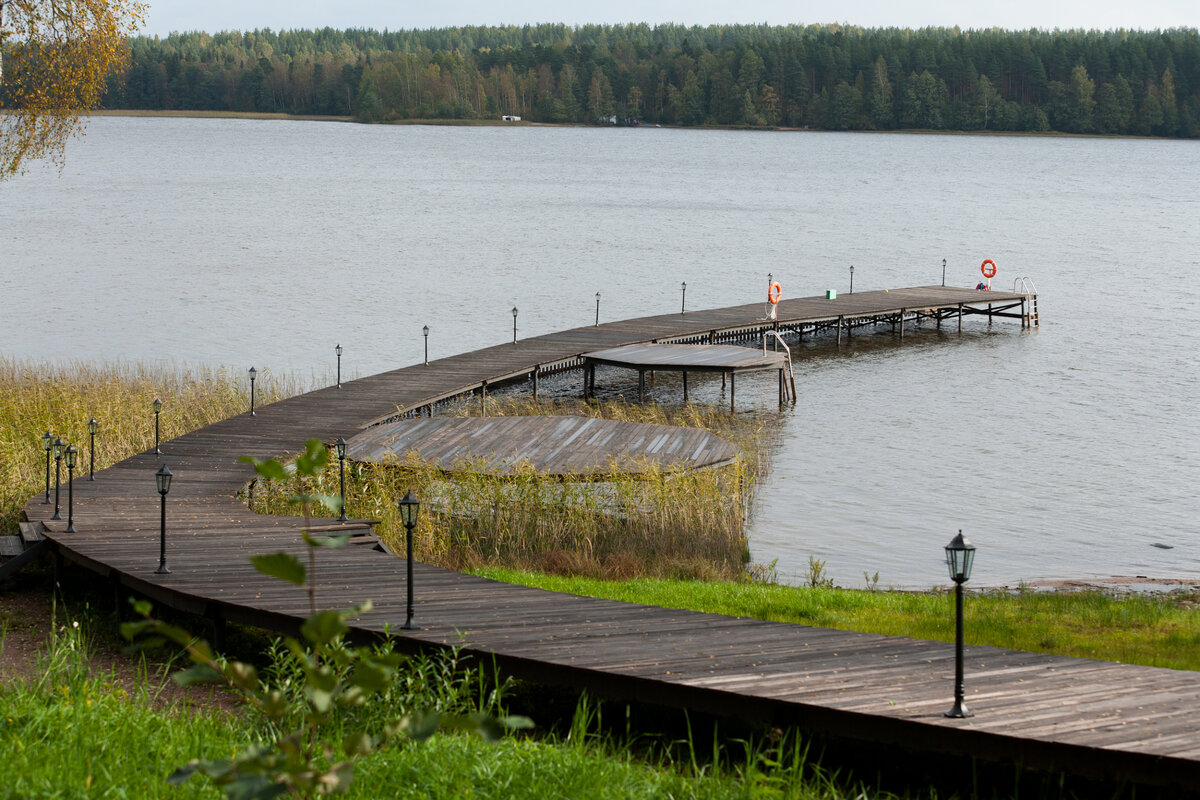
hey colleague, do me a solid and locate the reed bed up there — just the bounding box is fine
[0,358,299,534]
[252,397,777,581]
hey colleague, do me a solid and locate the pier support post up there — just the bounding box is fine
[532,369,539,400]
[211,616,227,654]
[729,373,736,413]
[638,370,645,403]
[683,371,689,402]
[111,576,122,625]
[899,309,906,342]
[958,303,963,333]
[480,381,487,416]
[837,316,844,346]
[778,368,784,406]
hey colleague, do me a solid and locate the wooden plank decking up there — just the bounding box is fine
[23,286,1197,791]
[346,416,739,476]
[582,342,789,371]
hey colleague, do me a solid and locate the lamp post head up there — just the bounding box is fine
[850,265,854,274]
[152,398,162,414]
[64,445,77,469]
[335,344,343,357]
[88,418,98,435]
[398,491,419,528]
[335,436,348,460]
[43,431,53,451]
[945,530,976,583]
[595,291,600,300]
[681,281,686,290]
[53,437,64,459]
[156,464,173,496]
[423,325,429,337]
[943,258,947,268]
[512,306,518,318]
[248,366,257,381]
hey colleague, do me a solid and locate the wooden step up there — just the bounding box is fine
[0,535,24,558]
[18,521,44,545]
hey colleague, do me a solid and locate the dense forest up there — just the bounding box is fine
[98,23,1199,137]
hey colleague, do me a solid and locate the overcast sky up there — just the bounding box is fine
[142,1,1198,37]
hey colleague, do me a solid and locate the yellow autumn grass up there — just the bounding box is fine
[0,357,298,534]
[251,396,777,581]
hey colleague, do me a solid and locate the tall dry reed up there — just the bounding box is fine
[0,358,299,534]
[251,397,777,581]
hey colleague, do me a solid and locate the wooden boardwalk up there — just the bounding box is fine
[22,286,1200,792]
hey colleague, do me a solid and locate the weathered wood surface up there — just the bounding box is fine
[27,287,1200,789]
[583,342,788,372]
[346,416,739,476]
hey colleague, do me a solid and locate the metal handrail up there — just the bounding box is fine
[1013,276,1038,295]
[762,331,797,402]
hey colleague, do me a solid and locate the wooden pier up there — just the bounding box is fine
[19,285,1198,792]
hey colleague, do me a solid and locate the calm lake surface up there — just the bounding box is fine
[2,117,1197,588]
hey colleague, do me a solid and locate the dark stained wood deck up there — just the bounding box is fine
[346,416,739,476]
[24,286,1198,791]
[583,342,789,372]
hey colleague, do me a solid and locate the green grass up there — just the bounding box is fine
[0,612,916,800]
[472,569,1200,671]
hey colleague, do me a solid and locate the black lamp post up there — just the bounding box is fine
[335,437,348,522]
[152,399,162,455]
[944,530,976,719]
[595,292,600,326]
[42,431,53,503]
[422,325,429,365]
[51,437,64,520]
[942,258,947,287]
[335,344,343,388]
[248,367,257,416]
[398,491,419,630]
[681,281,687,314]
[511,307,518,343]
[155,465,173,574]
[850,265,855,294]
[87,418,98,480]
[64,445,77,532]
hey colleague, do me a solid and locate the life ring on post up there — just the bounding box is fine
[768,281,782,304]
[980,259,997,279]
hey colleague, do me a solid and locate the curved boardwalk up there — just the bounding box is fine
[21,287,1200,792]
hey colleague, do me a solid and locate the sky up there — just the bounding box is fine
[141,0,1198,37]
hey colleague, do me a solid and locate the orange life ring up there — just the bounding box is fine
[768,281,782,304]
[980,259,997,279]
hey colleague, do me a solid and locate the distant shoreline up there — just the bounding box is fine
[91,108,1166,141]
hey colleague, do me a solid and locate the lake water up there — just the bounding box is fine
[2,117,1197,588]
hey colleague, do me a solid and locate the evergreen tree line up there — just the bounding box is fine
[97,23,1200,137]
